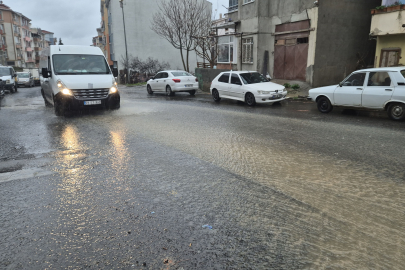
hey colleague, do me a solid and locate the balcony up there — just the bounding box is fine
[370,6,405,36]
[34,47,42,52]
[0,29,3,35]
[35,56,40,61]
[26,58,34,63]
[26,47,32,52]
[371,4,405,15]
[25,36,31,42]
[14,32,21,37]
[16,43,22,49]
[33,37,41,43]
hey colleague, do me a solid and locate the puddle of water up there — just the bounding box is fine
[0,168,54,184]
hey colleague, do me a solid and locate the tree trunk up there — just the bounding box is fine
[186,50,190,72]
[179,48,186,71]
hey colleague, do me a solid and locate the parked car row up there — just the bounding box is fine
[146,70,287,106]
[147,67,405,121]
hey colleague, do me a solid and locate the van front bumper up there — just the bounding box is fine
[54,92,120,110]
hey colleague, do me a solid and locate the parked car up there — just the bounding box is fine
[16,72,35,88]
[0,66,17,93]
[24,68,40,86]
[308,67,405,121]
[210,71,287,106]
[146,70,198,96]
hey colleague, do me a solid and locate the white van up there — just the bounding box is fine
[40,45,120,116]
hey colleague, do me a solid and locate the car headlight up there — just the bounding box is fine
[257,90,270,95]
[57,80,73,96]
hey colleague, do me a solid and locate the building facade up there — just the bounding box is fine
[0,1,56,68]
[102,0,211,72]
[370,0,405,67]
[226,0,381,87]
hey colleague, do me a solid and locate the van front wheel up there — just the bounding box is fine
[54,100,67,116]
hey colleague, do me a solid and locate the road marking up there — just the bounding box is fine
[0,168,54,184]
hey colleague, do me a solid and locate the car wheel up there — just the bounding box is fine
[14,84,17,92]
[212,89,221,102]
[188,90,196,96]
[388,103,405,121]
[147,85,153,95]
[166,85,174,96]
[54,100,67,116]
[10,84,16,93]
[245,92,256,106]
[317,97,333,113]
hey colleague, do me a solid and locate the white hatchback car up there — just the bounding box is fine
[210,71,287,106]
[146,70,198,96]
[308,67,405,121]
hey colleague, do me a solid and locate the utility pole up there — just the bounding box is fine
[119,0,129,84]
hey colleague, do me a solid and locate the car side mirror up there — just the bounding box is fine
[42,68,49,78]
[112,67,118,78]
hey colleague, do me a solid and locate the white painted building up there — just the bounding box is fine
[104,0,212,72]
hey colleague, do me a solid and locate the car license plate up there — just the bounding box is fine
[84,100,101,105]
[185,84,193,87]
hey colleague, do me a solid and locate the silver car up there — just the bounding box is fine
[17,72,35,88]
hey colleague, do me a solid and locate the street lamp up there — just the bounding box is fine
[119,0,129,84]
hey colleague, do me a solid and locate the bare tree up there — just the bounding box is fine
[151,0,211,72]
[130,57,170,75]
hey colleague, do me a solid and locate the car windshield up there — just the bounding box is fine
[239,72,268,84]
[171,71,192,77]
[52,54,111,75]
[401,70,405,79]
[0,68,11,76]
[18,73,30,78]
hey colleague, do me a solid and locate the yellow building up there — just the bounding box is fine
[370,0,405,67]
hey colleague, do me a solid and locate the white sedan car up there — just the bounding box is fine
[210,71,286,106]
[146,70,198,96]
[308,67,405,121]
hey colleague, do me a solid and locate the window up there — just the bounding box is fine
[342,73,366,87]
[0,11,2,20]
[161,72,169,78]
[243,0,254,3]
[52,54,111,75]
[218,73,230,83]
[218,36,234,63]
[401,70,405,79]
[242,37,253,63]
[239,72,268,84]
[230,74,242,85]
[367,72,392,87]
[172,71,192,77]
[229,0,238,11]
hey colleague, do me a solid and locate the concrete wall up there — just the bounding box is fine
[107,0,210,72]
[195,68,230,92]
[371,10,405,36]
[375,35,405,66]
[313,0,381,87]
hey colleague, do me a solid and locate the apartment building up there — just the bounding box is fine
[101,0,211,72]
[225,0,381,87]
[0,1,56,68]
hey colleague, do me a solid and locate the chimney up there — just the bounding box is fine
[220,13,222,19]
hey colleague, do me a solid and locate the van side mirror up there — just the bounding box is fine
[42,68,50,78]
[112,67,118,77]
[339,82,342,87]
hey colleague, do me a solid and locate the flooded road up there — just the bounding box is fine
[1,86,404,269]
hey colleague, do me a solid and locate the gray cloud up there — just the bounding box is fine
[6,0,100,45]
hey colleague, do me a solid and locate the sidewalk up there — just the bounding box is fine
[271,79,312,99]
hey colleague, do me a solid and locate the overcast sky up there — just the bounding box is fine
[8,0,228,46]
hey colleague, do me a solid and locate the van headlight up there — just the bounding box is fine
[257,90,270,95]
[109,79,118,94]
[6,80,10,84]
[109,86,118,94]
[57,80,73,96]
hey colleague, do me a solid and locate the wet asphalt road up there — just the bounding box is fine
[0,86,404,269]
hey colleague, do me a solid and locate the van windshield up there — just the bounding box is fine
[0,68,11,76]
[18,73,30,78]
[52,55,111,75]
